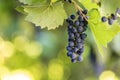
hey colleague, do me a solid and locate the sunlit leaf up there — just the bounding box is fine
[24,2,67,30]
[79,0,99,10]
[51,0,58,3]
[19,0,46,5]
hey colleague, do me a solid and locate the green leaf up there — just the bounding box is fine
[24,2,67,30]
[16,6,27,14]
[63,2,76,16]
[51,0,58,3]
[19,0,47,5]
[78,0,99,10]
[88,9,120,57]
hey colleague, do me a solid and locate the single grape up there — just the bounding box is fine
[70,53,77,59]
[72,27,77,33]
[77,10,81,15]
[67,51,73,56]
[75,33,80,37]
[77,26,84,33]
[83,9,88,14]
[70,14,76,20]
[77,43,83,49]
[66,46,72,51]
[74,20,80,26]
[101,16,107,22]
[69,33,75,39]
[69,41,74,47]
[81,33,87,40]
[76,38,82,43]
[79,22,84,26]
[77,55,83,61]
[68,25,73,29]
[78,16,83,21]
[108,18,114,25]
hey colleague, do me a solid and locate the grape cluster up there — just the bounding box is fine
[66,9,88,63]
[101,8,120,25]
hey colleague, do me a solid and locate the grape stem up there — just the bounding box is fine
[71,0,88,21]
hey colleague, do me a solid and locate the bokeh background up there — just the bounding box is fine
[0,0,120,80]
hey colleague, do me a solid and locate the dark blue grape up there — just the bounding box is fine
[77,55,83,61]
[77,26,84,32]
[81,33,87,40]
[78,16,83,21]
[76,38,82,43]
[101,16,107,22]
[69,41,74,47]
[71,59,77,63]
[69,33,75,39]
[74,20,80,26]
[68,25,73,29]
[79,22,84,26]
[75,33,80,37]
[66,46,72,51]
[77,43,83,49]
[70,53,77,59]
[77,10,81,15]
[72,27,77,33]
[70,14,76,20]
[67,51,73,56]
[77,47,84,55]
[83,20,88,26]
[83,9,88,14]
[108,18,114,25]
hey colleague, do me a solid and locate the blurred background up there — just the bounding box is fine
[0,0,120,80]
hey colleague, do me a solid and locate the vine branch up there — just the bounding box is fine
[71,0,88,21]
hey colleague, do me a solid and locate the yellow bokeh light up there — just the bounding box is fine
[24,42,42,58]
[99,70,119,80]
[0,37,15,58]
[0,66,10,79]
[1,69,34,80]
[48,60,64,80]
[13,36,29,51]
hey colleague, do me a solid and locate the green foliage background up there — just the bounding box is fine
[0,0,120,80]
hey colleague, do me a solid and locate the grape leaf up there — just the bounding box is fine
[78,0,99,10]
[51,0,58,3]
[16,6,27,14]
[19,0,47,5]
[63,2,76,16]
[88,9,120,57]
[23,2,67,30]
